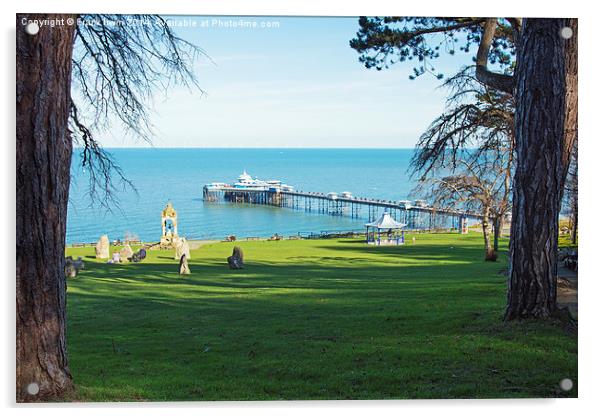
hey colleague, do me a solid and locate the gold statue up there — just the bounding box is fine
[160,202,180,248]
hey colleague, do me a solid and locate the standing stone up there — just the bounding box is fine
[64,255,84,276]
[95,235,110,259]
[174,238,191,260]
[227,246,244,269]
[72,256,85,271]
[65,263,77,279]
[119,244,134,262]
[111,252,121,264]
[65,256,76,278]
[179,254,191,275]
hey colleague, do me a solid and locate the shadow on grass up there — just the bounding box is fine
[77,245,505,293]
[70,238,509,308]
[65,238,575,401]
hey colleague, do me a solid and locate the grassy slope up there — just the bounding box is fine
[65,233,577,401]
[558,218,578,249]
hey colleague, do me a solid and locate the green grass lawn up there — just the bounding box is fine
[65,233,577,401]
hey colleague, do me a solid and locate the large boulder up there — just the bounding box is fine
[95,235,110,259]
[227,246,244,269]
[174,238,191,261]
[179,254,191,275]
[65,256,85,278]
[130,248,147,263]
[119,244,134,262]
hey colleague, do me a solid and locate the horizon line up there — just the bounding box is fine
[72,146,419,150]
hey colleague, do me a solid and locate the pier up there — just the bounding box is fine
[203,173,484,232]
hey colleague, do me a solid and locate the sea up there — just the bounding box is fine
[66,148,421,244]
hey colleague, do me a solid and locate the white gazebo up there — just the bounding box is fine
[365,211,406,245]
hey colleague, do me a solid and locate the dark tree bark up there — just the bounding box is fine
[505,18,577,320]
[16,14,77,401]
[560,19,578,194]
[492,215,502,255]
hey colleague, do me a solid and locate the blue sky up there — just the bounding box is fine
[102,16,477,148]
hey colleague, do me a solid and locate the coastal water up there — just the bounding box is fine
[67,148,420,244]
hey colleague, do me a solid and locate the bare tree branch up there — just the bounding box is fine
[69,14,205,207]
[410,67,514,179]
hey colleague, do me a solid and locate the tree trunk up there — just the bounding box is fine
[505,18,576,320]
[559,19,578,195]
[482,206,496,261]
[16,14,77,401]
[493,215,502,254]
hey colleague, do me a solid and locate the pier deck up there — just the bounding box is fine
[203,185,484,232]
